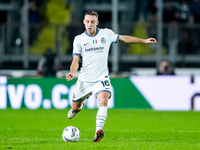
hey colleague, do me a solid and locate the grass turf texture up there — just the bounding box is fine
[0,109,200,150]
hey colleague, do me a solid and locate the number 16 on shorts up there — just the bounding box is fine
[96,79,112,98]
[100,80,112,92]
[101,80,110,87]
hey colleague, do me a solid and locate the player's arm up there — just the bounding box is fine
[119,35,157,44]
[66,55,80,81]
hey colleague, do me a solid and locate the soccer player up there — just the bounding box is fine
[66,10,157,142]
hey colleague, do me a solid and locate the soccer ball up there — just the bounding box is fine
[62,126,80,142]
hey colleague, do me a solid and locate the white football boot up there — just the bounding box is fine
[68,102,85,119]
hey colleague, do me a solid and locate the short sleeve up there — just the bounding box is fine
[105,28,119,43]
[73,36,81,56]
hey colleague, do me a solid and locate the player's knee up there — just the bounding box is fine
[97,91,110,106]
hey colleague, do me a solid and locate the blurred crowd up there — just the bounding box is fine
[139,0,200,24]
[1,0,200,72]
[162,0,200,24]
[139,0,200,56]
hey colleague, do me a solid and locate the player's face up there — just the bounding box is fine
[83,15,99,36]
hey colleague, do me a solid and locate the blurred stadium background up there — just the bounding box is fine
[1,1,200,148]
[0,0,200,76]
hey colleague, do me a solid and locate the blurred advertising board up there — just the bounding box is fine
[0,76,200,110]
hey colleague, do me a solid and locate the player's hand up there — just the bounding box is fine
[144,38,157,44]
[66,73,75,81]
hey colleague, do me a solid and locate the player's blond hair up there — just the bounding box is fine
[84,11,99,19]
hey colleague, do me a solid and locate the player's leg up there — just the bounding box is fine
[93,91,110,142]
[71,99,85,111]
[68,80,92,119]
[68,99,85,119]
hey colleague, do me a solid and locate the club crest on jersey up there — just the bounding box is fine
[101,37,106,44]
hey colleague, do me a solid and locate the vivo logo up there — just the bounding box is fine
[0,76,114,109]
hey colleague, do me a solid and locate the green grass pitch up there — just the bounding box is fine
[0,109,200,150]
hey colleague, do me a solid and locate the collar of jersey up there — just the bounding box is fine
[84,28,99,37]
